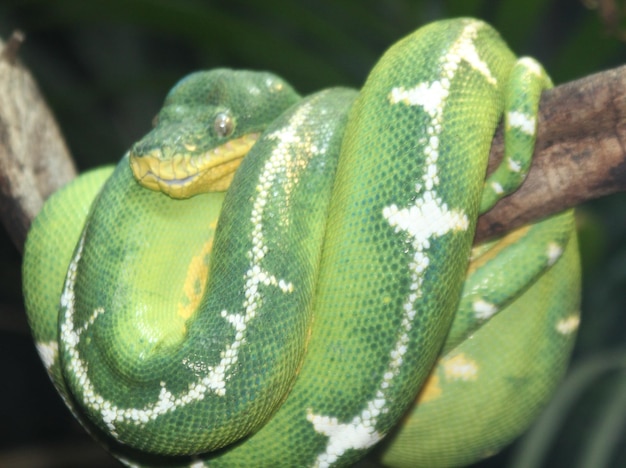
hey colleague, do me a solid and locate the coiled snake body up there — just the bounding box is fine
[23,19,580,467]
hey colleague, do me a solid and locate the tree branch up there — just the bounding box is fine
[0,32,624,251]
[477,64,626,242]
[0,32,76,253]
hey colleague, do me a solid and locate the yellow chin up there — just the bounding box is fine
[130,133,260,199]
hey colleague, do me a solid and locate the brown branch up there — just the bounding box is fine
[477,64,626,242]
[0,32,76,253]
[0,30,624,250]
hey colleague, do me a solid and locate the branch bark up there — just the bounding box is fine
[0,32,624,251]
[0,32,76,253]
[477,64,626,242]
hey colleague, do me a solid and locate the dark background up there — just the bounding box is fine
[1,0,625,467]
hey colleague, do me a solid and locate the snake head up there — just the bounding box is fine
[129,69,300,199]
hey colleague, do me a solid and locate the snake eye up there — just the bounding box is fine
[213,112,235,138]
[151,114,160,127]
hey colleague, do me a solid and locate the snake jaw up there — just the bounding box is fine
[130,132,260,199]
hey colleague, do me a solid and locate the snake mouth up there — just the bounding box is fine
[130,133,260,199]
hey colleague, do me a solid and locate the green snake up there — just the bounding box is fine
[22,18,580,467]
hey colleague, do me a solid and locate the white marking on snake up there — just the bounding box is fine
[556,315,580,335]
[507,157,522,172]
[389,80,448,113]
[546,242,563,266]
[58,231,253,434]
[308,21,486,466]
[473,299,498,320]
[77,307,104,335]
[508,111,536,136]
[518,57,544,77]
[56,111,322,435]
[491,181,504,195]
[36,341,58,370]
[307,408,384,468]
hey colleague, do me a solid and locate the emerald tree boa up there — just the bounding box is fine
[22,18,580,467]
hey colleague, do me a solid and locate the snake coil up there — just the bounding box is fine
[23,18,580,468]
